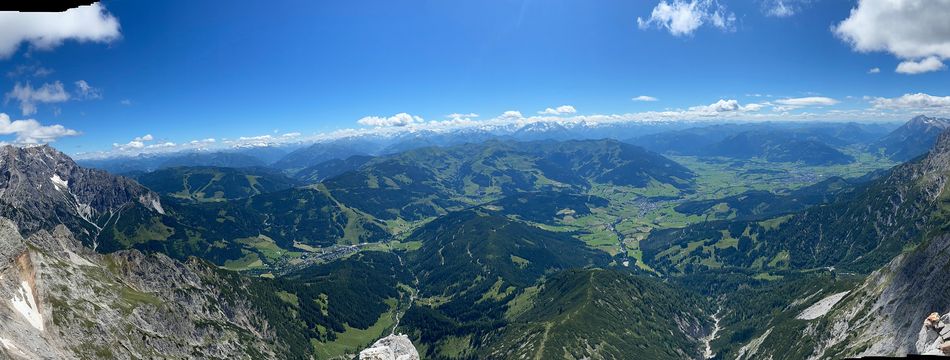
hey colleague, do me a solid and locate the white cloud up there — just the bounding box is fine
[113,134,157,151]
[688,99,763,114]
[868,67,881,74]
[632,95,659,102]
[446,113,479,121]
[538,105,577,115]
[146,142,176,149]
[834,0,950,74]
[499,110,524,121]
[4,82,70,116]
[637,0,735,36]
[357,112,424,127]
[119,99,132,106]
[774,97,839,107]
[113,140,144,150]
[896,56,946,74]
[189,138,216,144]
[0,4,121,58]
[0,113,79,144]
[74,80,102,99]
[870,93,950,111]
[238,135,273,141]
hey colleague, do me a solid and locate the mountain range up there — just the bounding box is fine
[3,115,950,359]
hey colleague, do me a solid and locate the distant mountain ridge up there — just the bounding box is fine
[869,115,950,161]
[324,139,694,221]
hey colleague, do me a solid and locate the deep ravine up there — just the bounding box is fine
[703,308,723,359]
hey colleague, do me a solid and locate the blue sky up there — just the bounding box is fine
[1,0,949,157]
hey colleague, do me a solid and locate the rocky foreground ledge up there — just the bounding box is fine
[359,334,419,360]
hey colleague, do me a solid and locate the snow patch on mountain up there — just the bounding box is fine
[10,281,43,331]
[50,174,68,191]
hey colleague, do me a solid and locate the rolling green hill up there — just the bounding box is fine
[673,176,861,221]
[98,184,389,269]
[490,269,713,360]
[705,130,854,165]
[324,139,694,221]
[644,130,950,275]
[481,191,609,225]
[397,210,611,358]
[135,166,299,202]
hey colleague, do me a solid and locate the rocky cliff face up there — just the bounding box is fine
[0,219,279,359]
[780,232,950,358]
[0,145,163,247]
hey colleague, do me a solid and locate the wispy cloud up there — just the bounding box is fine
[5,80,104,115]
[5,82,70,116]
[6,64,54,78]
[762,0,812,18]
[632,95,659,102]
[74,80,102,100]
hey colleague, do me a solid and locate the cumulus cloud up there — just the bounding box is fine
[357,112,424,127]
[499,110,525,121]
[868,67,881,74]
[0,113,79,144]
[0,3,121,58]
[112,134,157,151]
[687,99,763,115]
[112,140,144,151]
[896,57,946,74]
[870,93,950,112]
[446,113,479,121]
[834,0,950,74]
[5,82,70,116]
[637,0,736,36]
[538,105,577,115]
[632,95,659,102]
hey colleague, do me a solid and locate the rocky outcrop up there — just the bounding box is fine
[359,334,420,360]
[785,233,950,358]
[0,218,279,359]
[0,145,163,246]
